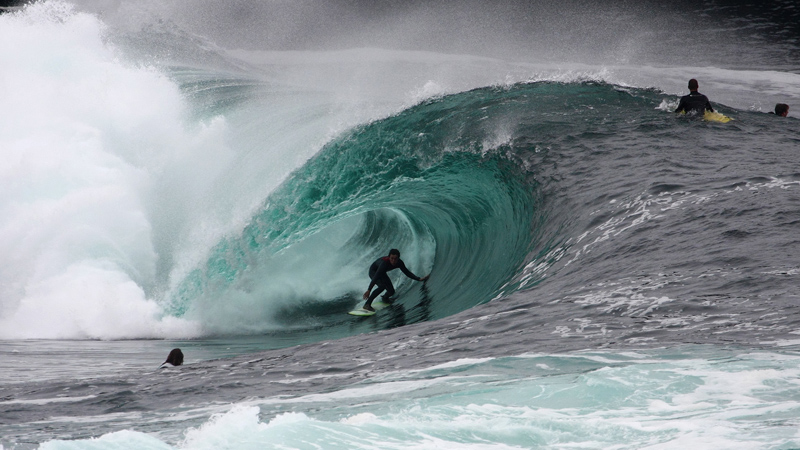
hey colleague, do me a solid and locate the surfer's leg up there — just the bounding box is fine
[365,274,393,310]
[382,279,396,301]
[365,285,385,310]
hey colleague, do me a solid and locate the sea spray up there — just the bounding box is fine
[0,2,212,338]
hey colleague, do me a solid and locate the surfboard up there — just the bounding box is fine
[704,111,732,123]
[347,300,393,316]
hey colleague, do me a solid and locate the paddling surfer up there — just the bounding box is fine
[362,249,429,311]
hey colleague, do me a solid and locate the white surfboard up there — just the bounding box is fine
[347,299,393,316]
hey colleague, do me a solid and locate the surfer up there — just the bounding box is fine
[159,348,184,369]
[675,79,714,115]
[362,249,429,311]
[771,103,789,117]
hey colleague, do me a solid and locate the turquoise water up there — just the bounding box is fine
[167,84,544,336]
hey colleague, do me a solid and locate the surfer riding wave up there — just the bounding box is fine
[362,249,429,311]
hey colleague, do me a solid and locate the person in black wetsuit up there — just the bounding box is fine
[159,348,184,369]
[675,78,714,115]
[362,249,429,311]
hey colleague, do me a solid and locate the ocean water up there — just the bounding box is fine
[2,0,800,448]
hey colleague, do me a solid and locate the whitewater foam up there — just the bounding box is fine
[0,2,218,339]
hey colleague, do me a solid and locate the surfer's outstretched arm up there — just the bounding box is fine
[398,260,428,281]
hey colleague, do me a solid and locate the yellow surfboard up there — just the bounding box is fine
[703,111,732,123]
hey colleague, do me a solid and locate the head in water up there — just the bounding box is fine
[388,248,400,264]
[165,348,184,366]
[688,79,699,91]
[775,103,789,117]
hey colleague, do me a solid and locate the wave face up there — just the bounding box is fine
[167,69,800,347]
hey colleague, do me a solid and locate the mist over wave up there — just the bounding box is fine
[0,2,202,338]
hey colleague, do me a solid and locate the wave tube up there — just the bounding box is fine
[166,86,544,337]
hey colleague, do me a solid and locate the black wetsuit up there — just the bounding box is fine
[676,91,714,115]
[366,257,421,306]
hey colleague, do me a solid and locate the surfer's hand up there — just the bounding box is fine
[420,275,429,282]
[363,290,370,300]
